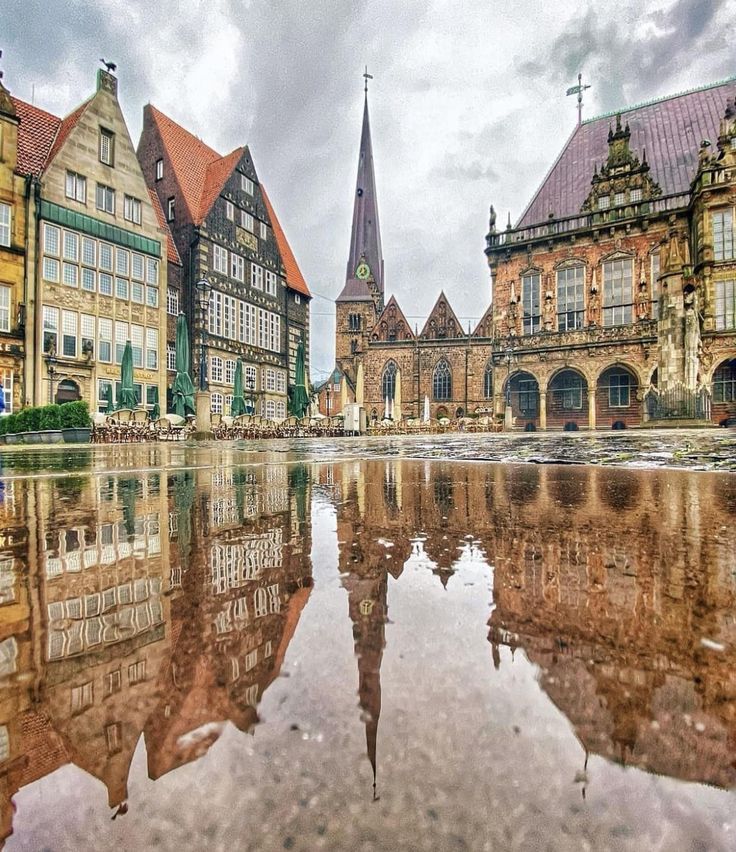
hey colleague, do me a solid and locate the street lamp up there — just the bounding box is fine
[46,353,58,404]
[195,278,212,392]
[504,348,514,431]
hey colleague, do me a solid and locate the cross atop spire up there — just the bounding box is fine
[363,66,373,95]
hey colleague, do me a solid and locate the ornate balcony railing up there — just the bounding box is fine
[486,192,691,249]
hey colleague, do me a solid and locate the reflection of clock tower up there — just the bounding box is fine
[335,75,385,385]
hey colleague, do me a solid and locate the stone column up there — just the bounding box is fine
[539,392,547,431]
[195,390,212,439]
[588,388,596,430]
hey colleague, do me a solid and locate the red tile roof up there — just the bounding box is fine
[518,78,736,228]
[147,187,182,266]
[144,105,221,224]
[198,147,244,222]
[11,97,61,175]
[262,186,311,298]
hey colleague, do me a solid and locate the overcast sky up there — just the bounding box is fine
[4,0,735,380]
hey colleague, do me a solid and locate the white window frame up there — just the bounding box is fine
[124,195,142,225]
[65,171,86,203]
[0,286,10,332]
[0,204,11,247]
[602,258,633,327]
[99,128,114,165]
[210,356,224,383]
[213,244,228,275]
[155,159,164,180]
[226,200,234,221]
[715,279,736,330]
[167,287,179,315]
[241,175,254,194]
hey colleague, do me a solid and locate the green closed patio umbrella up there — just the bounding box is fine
[231,359,247,416]
[288,337,310,419]
[118,341,138,409]
[171,313,195,418]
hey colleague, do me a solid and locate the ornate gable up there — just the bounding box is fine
[472,303,494,339]
[371,295,414,342]
[420,292,465,341]
[581,114,661,213]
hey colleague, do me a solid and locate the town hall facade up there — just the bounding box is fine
[333,78,736,428]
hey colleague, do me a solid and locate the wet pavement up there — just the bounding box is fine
[0,436,734,850]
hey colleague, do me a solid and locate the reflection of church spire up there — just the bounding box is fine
[344,568,388,797]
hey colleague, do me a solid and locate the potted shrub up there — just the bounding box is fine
[60,401,92,443]
[3,413,19,444]
[16,406,42,444]
[39,405,63,443]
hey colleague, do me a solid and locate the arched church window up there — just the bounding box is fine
[483,361,493,399]
[433,360,452,401]
[382,361,397,401]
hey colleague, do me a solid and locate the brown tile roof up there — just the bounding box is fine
[262,186,311,297]
[518,77,736,228]
[144,105,221,223]
[147,187,182,266]
[198,148,244,222]
[11,97,61,176]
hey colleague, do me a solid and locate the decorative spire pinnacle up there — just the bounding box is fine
[363,66,373,96]
[566,72,591,126]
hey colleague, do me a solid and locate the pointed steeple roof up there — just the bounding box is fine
[338,90,384,302]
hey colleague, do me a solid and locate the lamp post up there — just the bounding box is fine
[504,348,514,431]
[194,278,213,438]
[195,278,212,392]
[46,354,58,404]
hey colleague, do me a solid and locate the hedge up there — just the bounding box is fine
[0,401,91,435]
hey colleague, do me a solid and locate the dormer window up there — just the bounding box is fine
[155,159,163,180]
[598,196,610,210]
[99,128,114,166]
[630,188,642,203]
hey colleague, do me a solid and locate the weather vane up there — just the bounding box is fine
[566,72,591,126]
[363,65,373,95]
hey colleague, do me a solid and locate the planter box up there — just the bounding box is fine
[5,433,20,445]
[62,427,92,444]
[24,431,42,445]
[40,430,64,444]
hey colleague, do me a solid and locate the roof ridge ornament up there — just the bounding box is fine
[566,72,591,126]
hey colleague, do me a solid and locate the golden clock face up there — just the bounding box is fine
[355,262,370,280]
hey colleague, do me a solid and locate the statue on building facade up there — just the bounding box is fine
[683,287,701,391]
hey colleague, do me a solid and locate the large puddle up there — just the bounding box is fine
[0,442,734,850]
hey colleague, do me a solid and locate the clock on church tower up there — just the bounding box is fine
[355,261,371,280]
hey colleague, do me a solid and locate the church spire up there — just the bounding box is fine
[338,72,384,302]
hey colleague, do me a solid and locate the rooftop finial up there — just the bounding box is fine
[363,65,373,96]
[566,71,591,126]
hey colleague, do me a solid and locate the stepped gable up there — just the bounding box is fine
[371,295,414,342]
[147,188,181,265]
[472,303,494,339]
[518,77,736,227]
[261,186,310,297]
[419,292,465,340]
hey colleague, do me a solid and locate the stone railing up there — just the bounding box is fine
[493,320,658,357]
[486,193,691,249]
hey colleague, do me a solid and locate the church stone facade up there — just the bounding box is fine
[338,78,736,428]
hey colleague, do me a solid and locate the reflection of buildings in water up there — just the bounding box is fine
[145,461,313,780]
[486,466,736,789]
[0,458,314,845]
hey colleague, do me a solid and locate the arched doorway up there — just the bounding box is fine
[55,379,81,405]
[712,358,736,425]
[546,369,588,430]
[596,365,640,428]
[505,371,540,429]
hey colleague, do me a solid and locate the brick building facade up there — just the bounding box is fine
[138,107,310,420]
[339,79,736,428]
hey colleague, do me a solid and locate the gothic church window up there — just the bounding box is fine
[382,361,397,401]
[483,361,493,398]
[433,359,452,400]
[348,314,361,331]
[602,258,633,326]
[521,273,541,334]
[556,266,585,331]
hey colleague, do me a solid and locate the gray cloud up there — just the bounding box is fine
[3,0,736,381]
